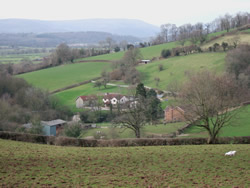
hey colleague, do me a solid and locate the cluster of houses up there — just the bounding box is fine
[76,93,186,123]
[22,106,186,137]
[76,93,135,109]
[23,93,186,137]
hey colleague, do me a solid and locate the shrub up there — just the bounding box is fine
[161,49,171,58]
[197,47,203,53]
[0,131,250,147]
[64,123,82,138]
[213,43,220,52]
[158,64,164,71]
[114,46,120,52]
[171,48,180,56]
[94,131,107,139]
[55,136,80,146]
[108,128,120,139]
[29,122,43,135]
[222,42,228,51]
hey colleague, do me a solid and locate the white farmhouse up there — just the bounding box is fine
[102,93,129,106]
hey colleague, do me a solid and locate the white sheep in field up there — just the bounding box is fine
[225,151,236,156]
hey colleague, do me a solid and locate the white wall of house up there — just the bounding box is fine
[119,96,129,104]
[76,98,83,108]
[111,98,118,105]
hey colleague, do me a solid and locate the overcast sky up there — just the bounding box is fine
[1,0,250,26]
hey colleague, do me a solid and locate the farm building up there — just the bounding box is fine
[102,93,130,107]
[41,119,67,136]
[141,60,151,64]
[76,95,98,108]
[165,106,185,122]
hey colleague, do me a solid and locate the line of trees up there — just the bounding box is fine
[151,12,250,45]
[110,46,142,85]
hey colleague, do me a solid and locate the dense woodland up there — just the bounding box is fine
[0,72,72,133]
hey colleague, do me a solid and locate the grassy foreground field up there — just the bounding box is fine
[137,52,226,90]
[17,62,111,92]
[0,139,249,187]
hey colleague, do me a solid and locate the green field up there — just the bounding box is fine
[0,53,48,64]
[17,62,111,92]
[182,105,250,138]
[202,33,250,49]
[137,52,226,90]
[241,29,250,34]
[79,41,180,61]
[0,139,249,187]
[54,82,128,110]
[80,122,185,139]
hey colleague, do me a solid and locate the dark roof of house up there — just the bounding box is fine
[103,94,125,100]
[77,95,98,101]
[165,106,185,112]
[41,119,66,127]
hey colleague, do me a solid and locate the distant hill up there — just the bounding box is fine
[0,31,142,47]
[0,18,159,38]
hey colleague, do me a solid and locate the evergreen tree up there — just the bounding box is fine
[135,83,147,98]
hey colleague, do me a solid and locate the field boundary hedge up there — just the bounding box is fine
[0,131,249,147]
[50,77,101,94]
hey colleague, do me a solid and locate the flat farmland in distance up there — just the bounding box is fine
[17,62,111,92]
[0,53,48,64]
[0,139,249,187]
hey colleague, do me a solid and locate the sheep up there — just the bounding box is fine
[225,151,236,156]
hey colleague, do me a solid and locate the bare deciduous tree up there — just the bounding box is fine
[112,96,147,138]
[178,71,247,144]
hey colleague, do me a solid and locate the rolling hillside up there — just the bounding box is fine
[182,105,250,138]
[79,41,180,61]
[17,62,111,92]
[137,52,226,90]
[202,33,250,49]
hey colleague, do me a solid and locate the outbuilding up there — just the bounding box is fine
[41,119,67,136]
[141,60,151,64]
[164,106,185,123]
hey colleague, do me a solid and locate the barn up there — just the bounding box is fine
[41,119,66,136]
